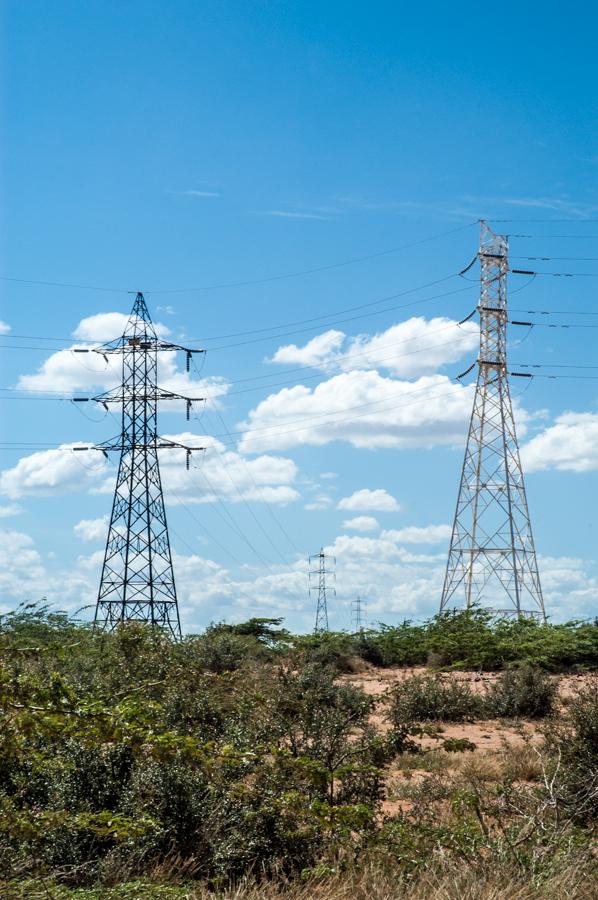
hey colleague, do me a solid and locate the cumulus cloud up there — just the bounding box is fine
[381,524,452,544]
[0,434,300,506]
[0,321,10,334]
[159,433,300,506]
[0,504,22,518]
[304,495,333,510]
[73,312,170,342]
[338,489,400,512]
[269,317,478,379]
[0,528,101,615]
[74,516,109,542]
[16,311,228,409]
[0,444,110,499]
[0,523,595,630]
[271,330,346,369]
[238,371,475,452]
[521,412,598,472]
[342,515,379,532]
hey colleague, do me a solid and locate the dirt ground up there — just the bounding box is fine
[340,667,596,817]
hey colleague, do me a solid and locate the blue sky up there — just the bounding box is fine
[1,0,597,632]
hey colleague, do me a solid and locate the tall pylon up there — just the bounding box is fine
[74,293,205,638]
[440,222,545,619]
[309,548,335,633]
[351,595,366,633]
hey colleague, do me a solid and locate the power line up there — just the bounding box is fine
[0,272,469,347]
[488,218,598,224]
[0,366,542,455]
[210,408,303,558]
[511,308,598,316]
[189,465,274,569]
[0,324,481,402]
[0,256,540,355]
[0,221,476,297]
[200,429,292,566]
[512,256,598,262]
[511,269,598,277]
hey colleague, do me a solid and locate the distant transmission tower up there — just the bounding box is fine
[74,292,205,638]
[440,222,545,619]
[351,595,366,633]
[309,549,336,633]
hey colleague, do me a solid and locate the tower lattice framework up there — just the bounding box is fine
[351,595,366,633]
[75,293,204,638]
[440,222,545,619]
[309,549,335,633]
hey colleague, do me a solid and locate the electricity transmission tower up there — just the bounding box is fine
[74,292,205,638]
[309,549,335,633]
[351,595,366,633]
[440,222,545,620]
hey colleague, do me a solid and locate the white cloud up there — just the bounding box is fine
[342,516,379,532]
[539,554,598,620]
[338,489,400,512]
[521,412,598,472]
[381,524,452,544]
[269,317,478,379]
[16,311,227,410]
[160,434,300,506]
[0,523,595,632]
[271,330,346,368]
[74,516,109,542]
[0,504,22,518]
[304,495,333,510]
[0,434,300,507]
[73,312,169,342]
[238,371,474,452]
[0,321,10,334]
[0,529,42,573]
[0,528,100,616]
[0,444,110,499]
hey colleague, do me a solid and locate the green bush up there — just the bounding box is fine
[1,604,597,893]
[551,679,598,824]
[388,675,484,724]
[483,665,556,719]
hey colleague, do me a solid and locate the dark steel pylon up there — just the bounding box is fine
[74,293,205,638]
[351,595,366,633]
[309,548,335,633]
[440,223,545,619]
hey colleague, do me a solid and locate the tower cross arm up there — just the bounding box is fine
[82,387,206,405]
[85,339,205,356]
[72,438,206,453]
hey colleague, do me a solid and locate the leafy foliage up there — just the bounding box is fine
[389,675,484,723]
[483,665,557,718]
[0,603,596,895]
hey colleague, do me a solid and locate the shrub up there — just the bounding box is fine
[551,679,598,823]
[442,738,476,753]
[389,675,484,724]
[483,665,556,718]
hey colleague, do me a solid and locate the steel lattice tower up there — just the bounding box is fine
[309,549,335,633]
[74,293,204,638]
[440,222,545,619]
[351,595,366,633]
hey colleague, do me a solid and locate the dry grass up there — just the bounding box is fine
[199,867,598,900]
[6,862,598,900]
